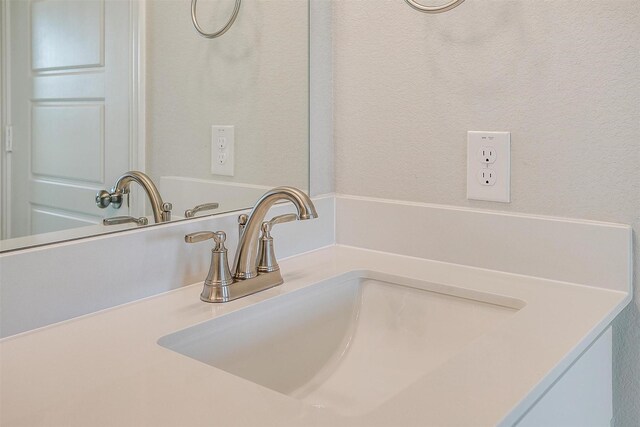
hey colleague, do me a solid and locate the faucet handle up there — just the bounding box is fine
[185,230,234,301]
[103,216,148,226]
[262,213,298,235]
[185,231,227,251]
[239,212,296,236]
[257,214,297,274]
[185,202,219,218]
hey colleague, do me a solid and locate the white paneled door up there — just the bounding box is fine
[7,0,136,238]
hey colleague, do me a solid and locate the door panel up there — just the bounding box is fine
[31,180,106,216]
[31,206,99,235]
[31,0,104,71]
[31,103,104,183]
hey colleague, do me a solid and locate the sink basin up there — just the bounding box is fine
[158,271,523,416]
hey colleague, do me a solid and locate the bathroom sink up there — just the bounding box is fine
[158,271,522,415]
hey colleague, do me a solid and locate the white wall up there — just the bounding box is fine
[310,0,334,196]
[146,0,308,190]
[332,0,640,424]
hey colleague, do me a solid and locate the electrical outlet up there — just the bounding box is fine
[478,146,497,164]
[211,125,234,176]
[478,168,496,186]
[467,131,510,202]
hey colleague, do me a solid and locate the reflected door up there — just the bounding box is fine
[7,0,134,238]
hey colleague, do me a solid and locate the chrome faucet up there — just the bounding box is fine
[96,171,172,224]
[186,186,318,303]
[233,187,318,279]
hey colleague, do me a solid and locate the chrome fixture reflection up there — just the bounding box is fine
[185,186,318,303]
[102,216,149,227]
[185,202,220,218]
[191,0,241,39]
[96,171,172,224]
[404,0,465,14]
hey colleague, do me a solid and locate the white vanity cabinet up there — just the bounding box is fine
[516,327,613,427]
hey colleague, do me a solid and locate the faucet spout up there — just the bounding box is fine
[232,186,317,280]
[112,171,171,223]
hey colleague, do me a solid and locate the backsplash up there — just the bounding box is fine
[336,195,631,293]
[2,194,631,340]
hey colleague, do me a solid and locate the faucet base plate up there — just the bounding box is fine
[200,270,283,303]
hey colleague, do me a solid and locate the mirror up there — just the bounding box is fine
[0,0,309,252]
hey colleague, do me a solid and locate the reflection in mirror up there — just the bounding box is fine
[403,0,466,14]
[0,0,309,252]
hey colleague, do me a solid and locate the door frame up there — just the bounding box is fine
[1,0,9,239]
[130,0,146,218]
[0,0,146,239]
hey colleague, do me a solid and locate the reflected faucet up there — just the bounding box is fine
[96,171,172,224]
[185,186,318,303]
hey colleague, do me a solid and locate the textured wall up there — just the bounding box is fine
[310,0,334,196]
[332,0,640,424]
[146,0,308,190]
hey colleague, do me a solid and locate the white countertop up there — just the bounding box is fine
[0,245,629,426]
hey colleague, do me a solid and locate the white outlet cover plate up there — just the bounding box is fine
[211,125,234,176]
[467,131,510,203]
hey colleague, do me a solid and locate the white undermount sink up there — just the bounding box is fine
[158,271,524,416]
